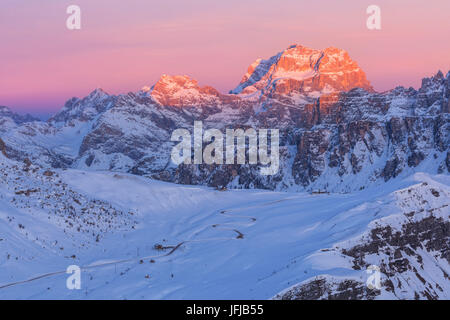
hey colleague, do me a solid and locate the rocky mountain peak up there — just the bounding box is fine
[152,74,200,93]
[150,74,221,107]
[49,88,115,124]
[420,70,447,88]
[87,88,109,100]
[231,44,373,96]
[415,70,450,113]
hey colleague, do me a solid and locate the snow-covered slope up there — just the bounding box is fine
[0,151,448,299]
[274,174,450,300]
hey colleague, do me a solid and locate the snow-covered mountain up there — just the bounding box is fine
[0,44,448,299]
[0,106,39,134]
[1,45,448,192]
[274,176,449,300]
[231,44,372,96]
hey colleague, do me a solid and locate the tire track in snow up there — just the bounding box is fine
[209,207,258,239]
[0,197,281,291]
[0,236,238,290]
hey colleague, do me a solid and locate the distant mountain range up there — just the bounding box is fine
[1,44,449,192]
[0,106,39,134]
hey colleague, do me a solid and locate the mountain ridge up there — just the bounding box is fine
[0,44,448,192]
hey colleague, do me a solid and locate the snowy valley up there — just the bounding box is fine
[0,152,448,299]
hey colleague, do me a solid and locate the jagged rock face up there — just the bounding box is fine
[149,75,234,108]
[0,138,7,157]
[275,276,379,300]
[49,88,117,124]
[347,189,450,300]
[291,114,449,188]
[0,45,448,192]
[148,74,255,112]
[231,45,372,96]
[275,181,450,300]
[416,70,448,114]
[77,94,181,172]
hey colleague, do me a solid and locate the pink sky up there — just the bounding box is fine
[1,0,449,116]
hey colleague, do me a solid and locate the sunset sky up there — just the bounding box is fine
[1,0,449,117]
